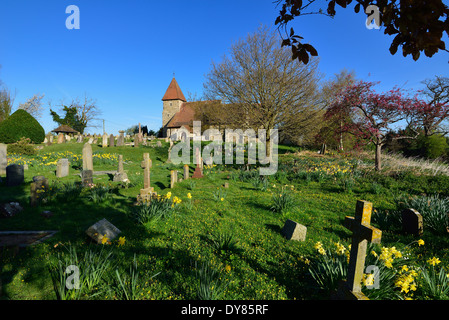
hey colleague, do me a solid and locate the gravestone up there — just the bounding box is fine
[170,170,178,188]
[136,153,154,203]
[117,131,125,146]
[134,135,140,148]
[109,134,115,147]
[87,137,94,144]
[57,133,65,144]
[77,135,83,143]
[113,155,128,182]
[402,208,423,236]
[81,170,93,187]
[0,143,7,176]
[56,158,70,178]
[184,164,190,180]
[157,141,162,147]
[30,176,48,206]
[281,219,307,241]
[0,202,23,218]
[102,133,108,148]
[6,164,24,187]
[82,143,94,171]
[85,218,121,244]
[335,200,382,300]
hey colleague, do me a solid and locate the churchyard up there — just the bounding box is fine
[2,136,449,300]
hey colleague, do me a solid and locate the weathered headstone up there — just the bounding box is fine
[157,141,162,147]
[117,131,125,147]
[335,200,382,300]
[281,219,307,241]
[109,134,115,147]
[82,143,94,171]
[0,143,7,176]
[56,158,70,178]
[141,153,152,190]
[0,202,23,218]
[136,153,154,203]
[77,135,83,143]
[402,208,423,236]
[170,170,178,188]
[113,155,129,182]
[87,137,94,144]
[81,170,93,187]
[57,133,65,144]
[6,164,24,187]
[85,218,121,244]
[134,135,140,148]
[30,176,49,207]
[184,164,190,180]
[102,133,108,148]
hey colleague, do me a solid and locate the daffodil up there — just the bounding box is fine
[418,239,425,246]
[101,234,109,245]
[427,257,441,266]
[117,236,126,246]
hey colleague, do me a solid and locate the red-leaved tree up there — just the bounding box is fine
[328,80,420,171]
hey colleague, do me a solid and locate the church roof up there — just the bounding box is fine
[162,77,187,102]
[166,102,196,131]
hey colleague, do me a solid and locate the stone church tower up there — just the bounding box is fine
[162,77,187,137]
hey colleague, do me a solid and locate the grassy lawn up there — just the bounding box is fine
[1,140,449,300]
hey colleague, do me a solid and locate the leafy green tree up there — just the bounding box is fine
[50,105,86,133]
[0,109,45,144]
[275,0,448,64]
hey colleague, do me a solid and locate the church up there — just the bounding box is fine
[161,77,198,140]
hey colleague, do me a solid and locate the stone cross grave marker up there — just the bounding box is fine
[113,154,128,182]
[56,158,70,178]
[402,208,423,236]
[136,153,153,203]
[335,200,382,300]
[82,143,94,171]
[0,143,7,176]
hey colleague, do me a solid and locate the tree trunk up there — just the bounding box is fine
[375,143,382,171]
[339,119,344,151]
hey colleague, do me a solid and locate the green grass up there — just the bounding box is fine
[1,141,449,300]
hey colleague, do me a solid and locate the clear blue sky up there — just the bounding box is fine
[0,0,448,135]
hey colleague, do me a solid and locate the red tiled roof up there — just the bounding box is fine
[162,77,187,102]
[166,102,196,130]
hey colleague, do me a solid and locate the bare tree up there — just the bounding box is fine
[203,25,323,153]
[18,93,45,120]
[414,75,449,136]
[0,86,15,123]
[49,94,102,133]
